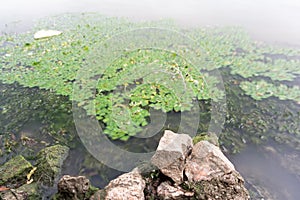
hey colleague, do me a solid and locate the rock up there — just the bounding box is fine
[0,189,28,200]
[185,140,234,182]
[18,182,41,199]
[34,144,69,186]
[157,181,194,199]
[0,155,33,187]
[193,132,219,146]
[0,182,41,200]
[34,30,62,39]
[89,189,106,200]
[104,170,145,200]
[191,171,250,200]
[54,175,93,200]
[151,130,193,184]
[184,141,249,199]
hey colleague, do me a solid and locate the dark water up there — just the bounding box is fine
[1,1,300,199]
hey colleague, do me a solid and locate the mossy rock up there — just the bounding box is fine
[16,182,41,200]
[0,183,41,200]
[0,155,33,187]
[193,132,219,146]
[34,144,69,186]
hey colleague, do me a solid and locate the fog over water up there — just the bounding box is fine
[1,1,300,199]
[1,0,300,46]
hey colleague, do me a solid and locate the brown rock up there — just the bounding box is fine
[151,130,193,184]
[57,175,90,200]
[194,171,250,200]
[184,141,249,199]
[185,140,234,182]
[104,171,145,200]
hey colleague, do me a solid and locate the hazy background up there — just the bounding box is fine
[1,0,300,46]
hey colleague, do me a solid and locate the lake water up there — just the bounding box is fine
[1,1,300,199]
[1,0,300,46]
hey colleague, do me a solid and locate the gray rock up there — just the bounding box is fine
[151,130,193,184]
[185,140,234,182]
[184,141,249,199]
[34,144,69,186]
[104,170,145,200]
[55,175,91,200]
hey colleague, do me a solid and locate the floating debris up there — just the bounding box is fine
[34,30,62,39]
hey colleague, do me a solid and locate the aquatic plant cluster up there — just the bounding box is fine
[0,13,299,141]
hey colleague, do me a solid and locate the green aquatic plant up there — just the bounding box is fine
[1,13,300,140]
[240,80,300,101]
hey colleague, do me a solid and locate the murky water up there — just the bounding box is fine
[227,143,300,200]
[1,1,300,199]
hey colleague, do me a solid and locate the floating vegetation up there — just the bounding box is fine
[1,13,300,141]
[240,80,300,101]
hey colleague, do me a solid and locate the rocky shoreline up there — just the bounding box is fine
[0,130,249,199]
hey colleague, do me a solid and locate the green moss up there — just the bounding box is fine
[17,182,41,200]
[34,145,69,186]
[0,155,33,186]
[193,132,219,146]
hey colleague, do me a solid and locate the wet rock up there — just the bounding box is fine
[185,141,249,199]
[0,189,28,200]
[34,144,69,186]
[104,170,145,200]
[157,181,194,199]
[151,130,193,184]
[0,182,41,200]
[0,155,33,187]
[54,175,93,200]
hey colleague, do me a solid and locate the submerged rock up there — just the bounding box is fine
[151,130,193,184]
[0,155,33,187]
[0,182,41,200]
[0,189,28,200]
[34,144,69,186]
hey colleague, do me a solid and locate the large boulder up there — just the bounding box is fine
[151,130,193,184]
[34,144,69,186]
[104,170,145,200]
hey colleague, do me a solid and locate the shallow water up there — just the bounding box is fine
[1,1,300,199]
[227,143,300,200]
